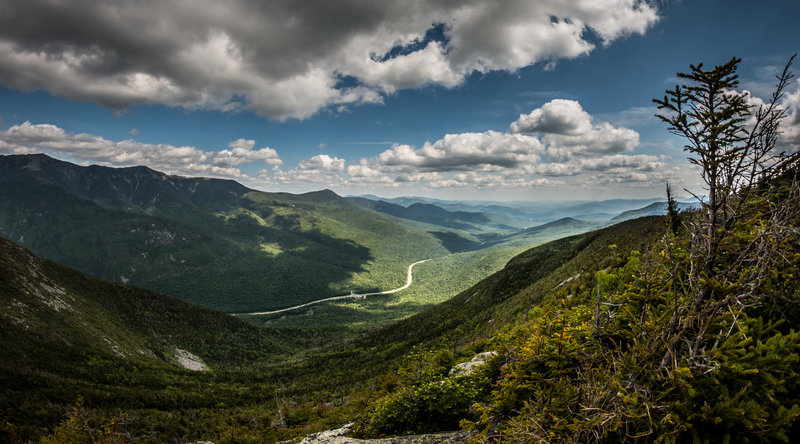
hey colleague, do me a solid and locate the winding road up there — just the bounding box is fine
[235,259,430,316]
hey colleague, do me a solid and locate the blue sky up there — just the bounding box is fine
[0,0,798,201]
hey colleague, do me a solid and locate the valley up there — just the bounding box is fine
[0,196,670,442]
[2,1,798,442]
[0,154,676,332]
[3,140,797,443]
[0,154,692,443]
[238,258,429,316]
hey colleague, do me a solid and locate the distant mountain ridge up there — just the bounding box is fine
[0,153,689,317]
[350,193,696,227]
[0,153,251,214]
[347,196,513,230]
[610,200,696,222]
[0,154,448,312]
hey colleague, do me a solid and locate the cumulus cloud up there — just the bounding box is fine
[509,99,593,135]
[264,155,348,189]
[415,170,562,190]
[510,99,640,160]
[0,122,281,178]
[213,138,283,167]
[528,163,581,177]
[341,98,663,191]
[297,154,346,171]
[0,0,658,121]
[377,131,544,171]
[579,154,665,172]
[0,94,677,196]
[346,161,382,178]
[778,79,800,148]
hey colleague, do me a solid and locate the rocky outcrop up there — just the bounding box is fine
[449,351,497,376]
[297,423,470,443]
[174,347,209,371]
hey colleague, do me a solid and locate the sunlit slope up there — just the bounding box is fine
[362,216,665,351]
[254,216,667,416]
[258,215,607,330]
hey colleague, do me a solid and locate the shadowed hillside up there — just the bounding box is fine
[0,154,449,312]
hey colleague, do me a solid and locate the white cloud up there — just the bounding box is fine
[347,160,384,178]
[339,98,667,193]
[0,0,659,121]
[779,79,800,149]
[528,163,581,176]
[298,154,345,171]
[0,122,281,179]
[509,99,594,135]
[510,99,640,160]
[377,131,544,171]
[579,154,665,172]
[0,94,682,198]
[213,138,283,167]
[254,154,352,190]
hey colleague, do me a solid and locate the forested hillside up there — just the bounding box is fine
[0,235,345,442]
[0,214,668,443]
[348,57,800,442]
[0,154,448,312]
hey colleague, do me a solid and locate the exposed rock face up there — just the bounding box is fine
[450,351,497,376]
[298,424,353,443]
[174,347,209,371]
[297,423,470,443]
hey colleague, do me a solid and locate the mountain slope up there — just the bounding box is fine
[481,216,602,249]
[610,200,696,222]
[347,196,518,250]
[337,216,667,437]
[363,216,664,352]
[0,154,448,312]
[0,236,302,369]
[255,216,614,331]
[348,174,800,441]
[0,235,334,441]
[262,216,666,393]
[0,215,675,443]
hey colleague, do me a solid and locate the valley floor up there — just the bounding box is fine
[238,259,430,316]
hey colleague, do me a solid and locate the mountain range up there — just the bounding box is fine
[3,152,795,442]
[0,204,666,442]
[0,154,449,313]
[351,193,697,226]
[8,152,762,443]
[1,154,683,317]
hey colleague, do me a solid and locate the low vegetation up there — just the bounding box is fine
[350,56,800,442]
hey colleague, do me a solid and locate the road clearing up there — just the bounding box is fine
[235,259,429,316]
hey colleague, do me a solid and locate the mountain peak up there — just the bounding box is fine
[300,189,341,201]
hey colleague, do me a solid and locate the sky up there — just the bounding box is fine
[0,0,798,202]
